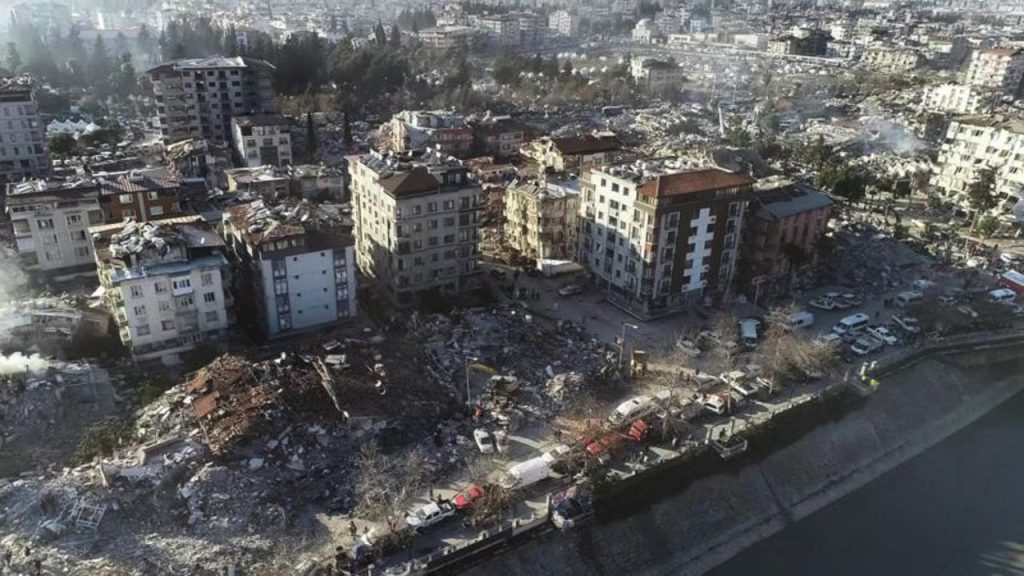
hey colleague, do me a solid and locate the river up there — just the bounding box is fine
[712,389,1024,576]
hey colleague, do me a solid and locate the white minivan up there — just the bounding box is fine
[896,290,924,307]
[832,313,870,335]
[786,311,815,330]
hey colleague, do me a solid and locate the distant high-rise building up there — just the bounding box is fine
[0,77,51,184]
[148,57,277,146]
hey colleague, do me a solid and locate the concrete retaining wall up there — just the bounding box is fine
[461,341,1024,576]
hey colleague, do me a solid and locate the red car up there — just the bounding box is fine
[585,432,623,458]
[451,484,485,510]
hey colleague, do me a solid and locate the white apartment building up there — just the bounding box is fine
[577,161,755,316]
[632,19,658,44]
[964,48,1024,97]
[5,180,102,278]
[0,76,51,183]
[148,56,277,145]
[348,150,481,307]
[934,116,1024,217]
[223,200,357,339]
[231,114,292,167]
[921,83,991,115]
[91,216,233,363]
[548,10,580,37]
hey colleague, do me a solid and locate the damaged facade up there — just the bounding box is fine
[90,216,233,362]
[503,178,580,261]
[348,150,481,307]
[222,200,357,340]
[521,133,623,173]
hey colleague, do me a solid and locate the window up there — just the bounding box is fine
[147,191,159,200]
[136,324,151,336]
[150,206,164,217]
[36,218,54,229]
[159,301,171,312]
[74,246,90,257]
[133,305,147,317]
[172,278,191,291]
[161,320,175,331]
[119,194,133,204]
[201,273,213,286]
[130,285,144,298]
[66,214,82,225]
[178,295,194,308]
[70,230,87,242]
[205,311,219,323]
[203,292,216,303]
[154,282,167,293]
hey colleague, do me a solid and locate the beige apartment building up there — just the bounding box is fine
[503,179,580,261]
[348,150,482,307]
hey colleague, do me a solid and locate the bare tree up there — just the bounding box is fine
[760,306,838,384]
[353,441,429,537]
[471,483,518,527]
[704,312,740,373]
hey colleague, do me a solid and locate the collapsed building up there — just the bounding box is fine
[502,178,580,262]
[90,216,233,363]
[222,200,357,340]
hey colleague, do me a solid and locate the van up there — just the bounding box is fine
[989,288,1016,303]
[501,456,552,489]
[832,313,870,335]
[896,290,923,307]
[786,311,815,330]
[738,318,761,348]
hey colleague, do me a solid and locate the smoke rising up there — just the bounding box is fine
[0,352,52,375]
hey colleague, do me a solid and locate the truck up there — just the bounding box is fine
[999,270,1024,296]
[537,259,584,277]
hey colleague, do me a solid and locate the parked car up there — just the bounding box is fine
[557,285,584,297]
[738,318,761,348]
[838,292,863,307]
[473,428,495,454]
[851,336,884,356]
[809,297,837,311]
[891,313,921,334]
[406,501,455,530]
[451,485,485,510]
[815,333,843,348]
[867,325,899,346]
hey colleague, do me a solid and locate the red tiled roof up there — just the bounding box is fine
[639,169,754,199]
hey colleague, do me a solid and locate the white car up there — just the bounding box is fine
[867,325,898,346]
[891,314,921,334]
[405,501,455,530]
[815,333,843,348]
[851,336,884,356]
[608,396,652,425]
[809,297,837,311]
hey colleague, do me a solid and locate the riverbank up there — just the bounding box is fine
[461,343,1024,576]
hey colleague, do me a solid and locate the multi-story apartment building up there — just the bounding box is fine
[577,161,755,315]
[149,56,277,146]
[744,178,833,299]
[964,47,1024,97]
[630,57,685,94]
[548,10,580,37]
[390,110,474,158]
[921,83,992,115]
[231,114,292,167]
[91,216,232,362]
[521,134,623,173]
[95,169,200,223]
[862,46,924,73]
[478,14,520,46]
[348,150,481,307]
[5,180,104,278]
[222,200,356,339]
[418,26,477,50]
[469,116,532,159]
[503,179,580,261]
[0,77,51,184]
[933,115,1024,216]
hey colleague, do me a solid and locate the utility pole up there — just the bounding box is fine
[618,321,639,372]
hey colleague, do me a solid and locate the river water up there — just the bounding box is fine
[712,390,1024,576]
